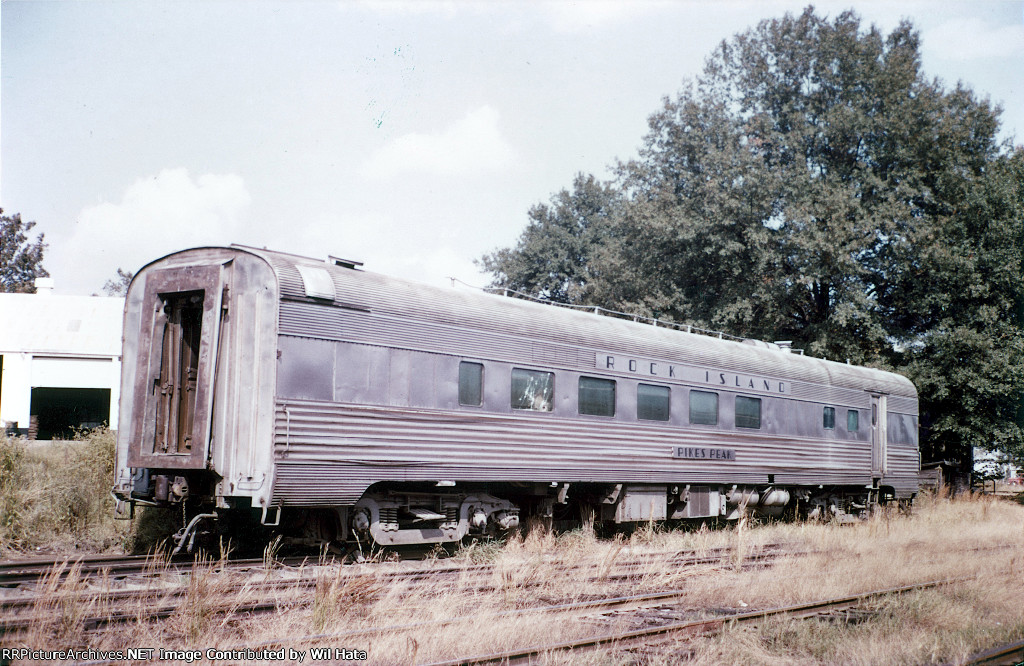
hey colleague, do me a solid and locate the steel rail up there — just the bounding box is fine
[63,577,788,666]
[0,538,799,587]
[0,540,788,591]
[955,638,1024,666]
[0,553,159,582]
[0,553,330,586]
[41,546,805,666]
[2,545,799,637]
[422,577,972,666]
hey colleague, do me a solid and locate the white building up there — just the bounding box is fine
[973,446,1021,483]
[0,279,124,439]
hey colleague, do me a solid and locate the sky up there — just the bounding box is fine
[1,0,1022,296]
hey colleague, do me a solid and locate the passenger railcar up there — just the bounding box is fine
[112,246,919,551]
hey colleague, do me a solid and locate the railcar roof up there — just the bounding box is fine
[148,246,918,400]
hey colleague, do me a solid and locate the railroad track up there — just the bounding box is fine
[0,553,160,586]
[0,552,334,587]
[0,541,456,587]
[21,545,1014,666]
[0,542,801,637]
[422,577,974,666]
[958,639,1024,666]
[0,539,793,591]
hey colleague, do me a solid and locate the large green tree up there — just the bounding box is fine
[482,8,1024,479]
[479,173,621,304]
[897,149,1024,476]
[0,209,48,293]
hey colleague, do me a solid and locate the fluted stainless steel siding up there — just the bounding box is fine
[271,400,874,505]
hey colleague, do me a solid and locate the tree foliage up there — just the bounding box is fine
[0,209,48,293]
[481,8,1024,474]
[479,173,621,303]
[102,268,135,297]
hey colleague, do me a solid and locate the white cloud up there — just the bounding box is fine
[366,244,486,289]
[52,168,251,294]
[542,1,670,33]
[341,0,665,34]
[923,17,1024,61]
[364,105,516,179]
[342,0,459,17]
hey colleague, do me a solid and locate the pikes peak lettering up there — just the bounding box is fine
[673,446,737,461]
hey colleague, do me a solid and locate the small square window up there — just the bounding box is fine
[512,368,554,411]
[823,406,835,430]
[735,396,761,429]
[579,376,615,416]
[848,409,860,432]
[458,362,483,406]
[638,384,670,421]
[689,390,719,426]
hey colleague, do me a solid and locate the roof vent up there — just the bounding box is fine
[328,255,363,270]
[774,340,793,353]
[296,265,336,300]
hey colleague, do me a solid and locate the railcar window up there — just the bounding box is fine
[848,410,860,432]
[579,376,616,417]
[823,406,835,430]
[689,390,719,426]
[637,384,670,421]
[458,362,483,406]
[735,396,761,429]
[511,368,554,411]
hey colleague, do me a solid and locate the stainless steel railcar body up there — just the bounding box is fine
[113,246,919,548]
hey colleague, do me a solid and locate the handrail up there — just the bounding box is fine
[447,277,786,348]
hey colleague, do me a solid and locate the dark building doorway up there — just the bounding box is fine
[29,387,111,440]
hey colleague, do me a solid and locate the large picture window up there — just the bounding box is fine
[511,368,554,411]
[458,361,483,406]
[638,384,670,421]
[578,376,615,417]
[735,396,762,429]
[689,390,719,426]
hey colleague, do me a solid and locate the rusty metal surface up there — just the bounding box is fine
[116,249,278,509]
[125,264,223,470]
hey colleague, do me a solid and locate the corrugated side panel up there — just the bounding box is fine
[270,399,878,506]
[888,395,918,415]
[887,444,920,496]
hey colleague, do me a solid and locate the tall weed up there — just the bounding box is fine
[0,428,128,554]
[0,436,27,548]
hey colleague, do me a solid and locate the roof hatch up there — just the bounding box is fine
[295,265,336,300]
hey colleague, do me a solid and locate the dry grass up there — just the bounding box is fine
[4,491,1023,665]
[0,428,131,556]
